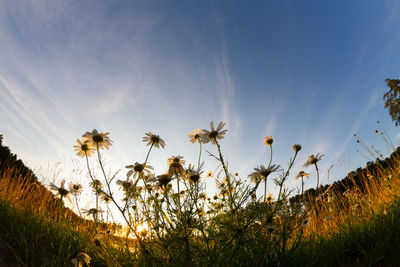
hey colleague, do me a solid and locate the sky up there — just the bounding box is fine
[1,0,400,214]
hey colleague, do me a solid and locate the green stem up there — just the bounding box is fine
[214,139,236,212]
[60,195,64,220]
[264,145,273,200]
[85,152,95,181]
[198,142,202,172]
[264,179,267,202]
[315,164,320,192]
[144,143,154,166]
[96,143,108,183]
[84,152,99,212]
[106,203,115,224]
[267,145,273,168]
[74,195,82,217]
[96,193,99,219]
[271,151,299,218]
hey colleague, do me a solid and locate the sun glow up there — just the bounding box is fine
[136,223,149,236]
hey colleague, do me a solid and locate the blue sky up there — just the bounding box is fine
[1,1,400,209]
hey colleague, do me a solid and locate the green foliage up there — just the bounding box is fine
[0,198,98,266]
[383,78,400,126]
[2,121,400,265]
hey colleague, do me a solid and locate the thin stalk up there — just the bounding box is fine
[144,143,154,166]
[85,152,99,212]
[59,195,64,219]
[267,145,273,168]
[197,141,202,172]
[96,194,99,219]
[214,139,234,209]
[273,151,299,215]
[74,194,82,217]
[96,143,109,184]
[264,145,273,200]
[94,143,156,260]
[315,163,320,192]
[264,179,267,202]
[84,152,95,181]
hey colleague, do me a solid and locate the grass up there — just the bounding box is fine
[0,168,132,266]
[1,129,400,266]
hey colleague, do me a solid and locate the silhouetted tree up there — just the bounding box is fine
[383,78,400,125]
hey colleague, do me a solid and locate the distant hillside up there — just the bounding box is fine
[0,135,38,185]
[289,146,400,205]
[0,134,81,222]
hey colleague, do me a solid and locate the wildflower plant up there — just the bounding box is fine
[49,179,70,208]
[70,122,327,265]
[296,171,310,198]
[304,152,324,191]
[69,182,83,217]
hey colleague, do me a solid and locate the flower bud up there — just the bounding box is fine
[293,144,302,152]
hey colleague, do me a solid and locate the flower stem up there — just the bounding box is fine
[74,195,82,217]
[144,143,154,166]
[276,151,299,205]
[85,152,95,181]
[96,143,108,182]
[214,139,234,210]
[267,145,273,168]
[315,164,320,192]
[197,142,202,172]
[264,145,273,200]
[264,179,267,202]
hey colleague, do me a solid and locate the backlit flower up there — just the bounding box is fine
[84,129,112,150]
[295,171,310,181]
[264,193,274,203]
[206,171,213,178]
[68,182,83,195]
[71,252,91,267]
[264,136,273,146]
[126,162,154,180]
[89,179,103,194]
[168,156,186,177]
[156,173,173,187]
[142,132,165,149]
[82,208,103,216]
[167,155,186,166]
[201,122,228,144]
[303,153,324,167]
[249,164,281,182]
[188,128,202,143]
[73,138,95,157]
[293,144,302,153]
[116,179,134,192]
[101,193,112,204]
[49,179,70,200]
[186,165,203,183]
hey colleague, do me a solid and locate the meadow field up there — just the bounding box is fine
[1,125,400,266]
